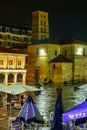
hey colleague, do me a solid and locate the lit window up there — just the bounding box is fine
[9,60,13,65]
[18,59,21,65]
[0,59,3,65]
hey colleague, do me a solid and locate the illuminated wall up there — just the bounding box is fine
[0,51,27,85]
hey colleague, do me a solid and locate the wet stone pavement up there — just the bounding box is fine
[0,83,86,130]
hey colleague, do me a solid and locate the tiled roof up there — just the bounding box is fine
[49,54,73,63]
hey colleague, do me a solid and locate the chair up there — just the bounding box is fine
[11,121,24,130]
[8,117,16,129]
[49,111,54,121]
[8,117,24,130]
[43,111,54,127]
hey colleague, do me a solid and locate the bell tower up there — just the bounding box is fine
[32,10,49,41]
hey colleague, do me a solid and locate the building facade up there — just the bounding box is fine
[0,10,87,84]
[61,39,87,81]
[27,38,87,83]
[0,47,27,85]
[0,23,32,49]
[26,10,73,83]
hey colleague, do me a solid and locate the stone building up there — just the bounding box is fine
[27,42,60,83]
[0,47,27,85]
[27,38,87,83]
[61,38,87,81]
[26,10,87,83]
[49,54,73,83]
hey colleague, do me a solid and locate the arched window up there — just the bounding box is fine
[17,73,23,82]
[8,73,14,83]
[0,74,5,83]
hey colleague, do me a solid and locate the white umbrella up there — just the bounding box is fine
[0,83,8,91]
[1,82,42,116]
[3,82,42,95]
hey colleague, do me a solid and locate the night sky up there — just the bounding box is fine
[0,0,87,41]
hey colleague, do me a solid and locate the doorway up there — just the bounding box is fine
[34,68,39,81]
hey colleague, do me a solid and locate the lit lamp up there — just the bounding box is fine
[77,47,83,55]
[40,49,46,56]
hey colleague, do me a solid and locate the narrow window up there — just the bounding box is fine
[36,48,39,55]
[53,64,56,69]
[54,50,57,55]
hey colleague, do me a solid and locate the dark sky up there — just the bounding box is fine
[0,0,87,41]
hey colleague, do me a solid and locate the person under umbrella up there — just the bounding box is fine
[15,95,44,127]
[51,90,63,130]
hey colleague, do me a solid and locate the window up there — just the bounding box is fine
[64,51,67,55]
[41,35,43,39]
[83,48,85,56]
[36,48,39,55]
[44,28,46,33]
[9,60,13,65]
[0,27,2,32]
[7,35,10,39]
[0,41,2,46]
[41,20,43,25]
[18,59,21,65]
[44,21,46,26]
[41,27,43,32]
[5,27,10,32]
[0,59,3,65]
[0,34,2,38]
[53,64,56,69]
[7,42,10,46]
[44,35,46,39]
[12,29,17,34]
[21,30,25,35]
[54,50,57,55]
[17,29,20,34]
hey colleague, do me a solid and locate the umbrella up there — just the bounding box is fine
[1,82,42,95]
[63,99,87,122]
[51,91,63,130]
[75,98,87,126]
[0,83,8,91]
[15,96,44,126]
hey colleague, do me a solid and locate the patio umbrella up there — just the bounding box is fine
[15,95,44,126]
[75,98,87,126]
[0,83,8,91]
[1,82,42,95]
[51,91,63,130]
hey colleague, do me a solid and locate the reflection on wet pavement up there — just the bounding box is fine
[0,83,87,130]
